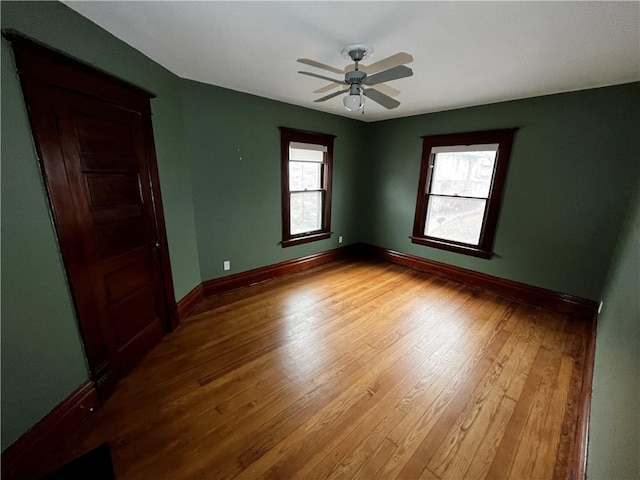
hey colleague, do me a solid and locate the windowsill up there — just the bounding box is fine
[410,236,493,259]
[282,231,332,248]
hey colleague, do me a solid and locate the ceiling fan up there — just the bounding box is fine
[298,45,414,112]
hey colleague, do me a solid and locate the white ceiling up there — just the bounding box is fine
[63,1,640,122]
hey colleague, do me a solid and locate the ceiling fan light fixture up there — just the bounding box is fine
[343,93,364,111]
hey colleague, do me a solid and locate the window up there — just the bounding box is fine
[280,127,335,247]
[412,129,516,259]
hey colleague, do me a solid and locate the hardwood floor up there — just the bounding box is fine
[41,259,590,479]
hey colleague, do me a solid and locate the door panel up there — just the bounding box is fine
[104,251,155,303]
[75,114,136,158]
[85,174,142,208]
[15,77,173,396]
[50,90,169,380]
[110,287,160,347]
[94,217,148,258]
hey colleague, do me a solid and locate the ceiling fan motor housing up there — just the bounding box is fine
[345,70,366,85]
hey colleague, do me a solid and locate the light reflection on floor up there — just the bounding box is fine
[278,288,328,385]
[274,284,474,386]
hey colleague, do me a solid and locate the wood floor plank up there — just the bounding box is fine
[424,309,546,480]
[298,294,495,480]
[485,345,553,479]
[503,309,547,401]
[418,466,441,480]
[428,369,515,478]
[553,322,588,480]
[178,277,462,479]
[462,394,517,480]
[509,354,574,479]
[233,290,472,480]
[174,269,432,420]
[353,437,397,480]
[369,300,514,480]
[392,329,510,480]
[38,260,591,480]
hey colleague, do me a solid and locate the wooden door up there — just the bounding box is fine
[8,34,177,397]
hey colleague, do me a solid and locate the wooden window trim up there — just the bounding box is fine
[411,129,517,259]
[280,127,335,248]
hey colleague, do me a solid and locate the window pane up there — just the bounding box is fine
[289,161,321,191]
[430,149,497,198]
[290,191,322,234]
[425,196,487,245]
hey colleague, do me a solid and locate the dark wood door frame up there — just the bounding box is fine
[4,31,178,397]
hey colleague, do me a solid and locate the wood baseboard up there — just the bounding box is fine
[176,284,204,322]
[363,244,598,320]
[202,244,359,298]
[1,380,99,480]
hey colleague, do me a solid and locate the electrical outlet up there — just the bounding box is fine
[338,235,343,244]
[598,301,603,314]
[223,260,230,271]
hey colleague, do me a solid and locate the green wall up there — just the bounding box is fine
[362,84,640,300]
[587,187,640,479]
[0,1,201,450]
[180,79,366,280]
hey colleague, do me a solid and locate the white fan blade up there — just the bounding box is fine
[297,58,344,75]
[360,52,414,75]
[373,84,401,98]
[298,71,344,84]
[313,83,341,94]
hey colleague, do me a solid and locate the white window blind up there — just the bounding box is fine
[289,142,326,162]
[431,143,499,154]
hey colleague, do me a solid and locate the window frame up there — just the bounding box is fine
[280,127,335,247]
[411,129,516,259]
